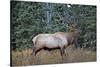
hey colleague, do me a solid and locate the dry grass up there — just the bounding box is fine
[11,45,96,66]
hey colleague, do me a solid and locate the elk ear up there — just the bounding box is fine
[68,26,74,32]
[71,24,77,28]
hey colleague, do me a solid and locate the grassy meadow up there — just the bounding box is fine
[11,45,96,66]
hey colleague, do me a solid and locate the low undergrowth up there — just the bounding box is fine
[11,45,96,66]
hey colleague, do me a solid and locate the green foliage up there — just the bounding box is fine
[11,1,96,51]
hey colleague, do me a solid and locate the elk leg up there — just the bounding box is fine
[74,38,80,48]
[34,47,43,56]
[60,47,64,60]
[75,41,80,48]
[63,47,66,57]
[31,46,35,55]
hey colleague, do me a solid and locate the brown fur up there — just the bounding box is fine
[31,29,80,59]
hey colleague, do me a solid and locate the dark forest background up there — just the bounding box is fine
[11,1,96,51]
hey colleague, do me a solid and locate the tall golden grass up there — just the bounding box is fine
[11,45,96,66]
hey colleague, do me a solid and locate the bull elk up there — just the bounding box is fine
[31,25,80,59]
